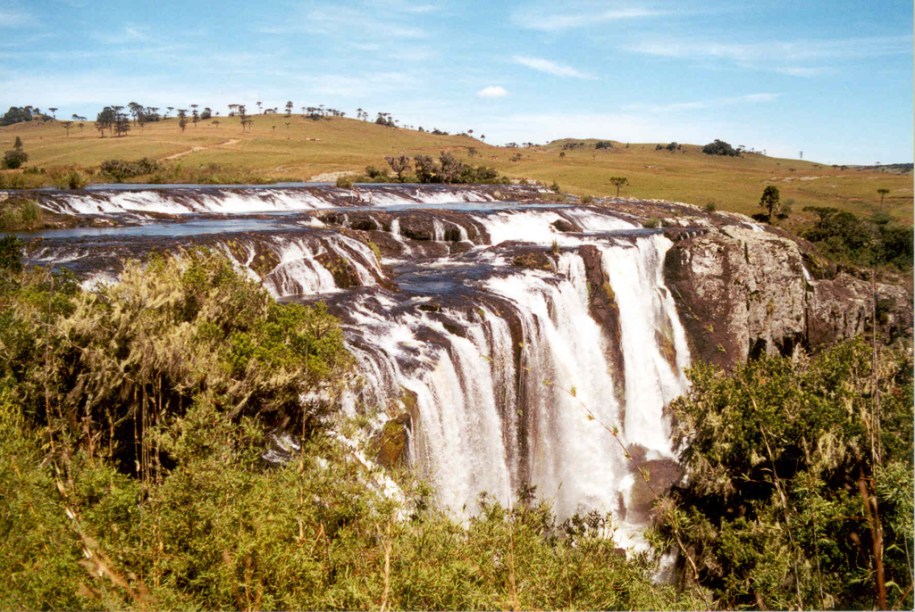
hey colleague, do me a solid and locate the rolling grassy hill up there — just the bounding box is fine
[1,113,911,227]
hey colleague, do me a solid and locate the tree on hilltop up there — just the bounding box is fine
[128,101,143,125]
[95,106,117,137]
[1,106,37,126]
[110,106,130,137]
[702,139,740,157]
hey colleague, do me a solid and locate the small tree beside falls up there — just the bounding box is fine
[384,155,411,182]
[651,340,914,611]
[610,176,629,197]
[759,185,781,221]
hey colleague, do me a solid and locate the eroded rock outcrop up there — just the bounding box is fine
[664,223,912,369]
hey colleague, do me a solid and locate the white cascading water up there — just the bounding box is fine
[336,235,689,546]
[484,263,629,520]
[600,235,691,458]
[219,234,382,297]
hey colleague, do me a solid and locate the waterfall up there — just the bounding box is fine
[332,236,689,547]
[600,235,690,458]
[20,185,693,546]
[484,266,629,520]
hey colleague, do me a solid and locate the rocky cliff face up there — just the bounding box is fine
[663,219,912,369]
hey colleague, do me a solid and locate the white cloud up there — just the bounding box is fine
[514,7,663,32]
[0,9,33,27]
[512,55,595,79]
[627,35,912,76]
[266,6,429,39]
[623,92,782,113]
[361,0,442,14]
[477,85,508,98]
[95,24,153,45]
[775,66,830,77]
[481,111,710,146]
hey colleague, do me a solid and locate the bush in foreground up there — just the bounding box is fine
[652,340,914,610]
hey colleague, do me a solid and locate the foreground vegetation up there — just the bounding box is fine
[0,242,911,609]
[653,340,913,610]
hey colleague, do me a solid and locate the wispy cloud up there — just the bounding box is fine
[623,92,782,113]
[0,9,34,27]
[289,71,419,98]
[477,85,508,98]
[483,110,711,146]
[95,24,153,45]
[512,55,595,79]
[263,5,429,39]
[627,35,912,75]
[362,0,442,14]
[514,6,664,32]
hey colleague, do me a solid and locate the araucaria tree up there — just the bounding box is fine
[2,137,28,168]
[95,106,117,137]
[877,188,890,210]
[610,176,629,197]
[113,106,130,137]
[759,185,781,221]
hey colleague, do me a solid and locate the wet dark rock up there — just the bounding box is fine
[551,219,577,232]
[579,244,626,405]
[397,214,436,241]
[418,302,442,313]
[624,457,682,524]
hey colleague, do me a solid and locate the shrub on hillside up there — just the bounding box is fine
[99,157,161,182]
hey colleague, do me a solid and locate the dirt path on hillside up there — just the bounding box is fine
[162,139,240,161]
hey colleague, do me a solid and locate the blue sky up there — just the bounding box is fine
[1,0,911,164]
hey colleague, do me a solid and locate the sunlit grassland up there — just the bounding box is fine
[1,114,910,225]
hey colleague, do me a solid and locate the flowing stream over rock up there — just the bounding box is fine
[17,183,907,547]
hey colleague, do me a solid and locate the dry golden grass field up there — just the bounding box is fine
[1,113,911,228]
